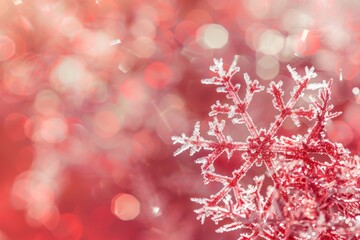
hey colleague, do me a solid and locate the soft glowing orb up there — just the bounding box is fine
[144,62,171,89]
[93,110,122,138]
[198,24,228,49]
[256,55,279,80]
[51,57,86,91]
[131,36,156,58]
[130,18,156,38]
[59,17,83,38]
[111,193,140,221]
[352,87,359,95]
[259,30,284,55]
[40,117,68,143]
[0,35,16,61]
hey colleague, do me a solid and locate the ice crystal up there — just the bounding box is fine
[172,57,360,239]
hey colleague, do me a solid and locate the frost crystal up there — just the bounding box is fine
[172,57,360,240]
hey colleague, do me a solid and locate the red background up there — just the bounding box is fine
[0,0,360,239]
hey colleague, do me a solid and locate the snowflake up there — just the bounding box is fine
[172,56,360,240]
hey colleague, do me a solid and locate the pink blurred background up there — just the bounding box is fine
[0,0,360,239]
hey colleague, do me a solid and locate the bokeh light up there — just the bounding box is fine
[0,0,359,239]
[197,24,229,49]
[145,62,172,89]
[111,193,140,221]
[0,35,16,62]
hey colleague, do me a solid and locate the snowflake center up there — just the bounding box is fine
[247,130,275,164]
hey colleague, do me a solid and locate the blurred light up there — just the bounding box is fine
[120,78,147,102]
[51,57,86,90]
[301,29,309,41]
[324,27,350,50]
[40,117,68,143]
[88,80,109,104]
[73,30,112,58]
[256,55,279,80]
[18,16,34,33]
[144,62,172,89]
[35,0,60,12]
[131,37,156,58]
[279,35,297,62]
[51,57,97,98]
[11,170,57,218]
[158,93,186,110]
[339,68,343,81]
[151,206,161,217]
[13,0,23,5]
[26,203,59,228]
[3,0,360,238]
[34,90,60,115]
[130,18,156,38]
[181,40,212,61]
[111,193,140,221]
[94,110,122,138]
[197,24,228,49]
[4,60,38,96]
[295,30,320,57]
[118,53,135,73]
[336,59,358,80]
[245,0,270,19]
[313,50,337,71]
[353,87,360,95]
[0,35,16,62]
[109,39,122,46]
[62,137,89,165]
[282,9,313,33]
[24,116,39,139]
[39,205,60,230]
[59,17,83,39]
[153,1,175,23]
[136,5,157,21]
[245,23,267,51]
[259,30,284,55]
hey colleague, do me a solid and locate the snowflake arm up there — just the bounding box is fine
[202,56,264,137]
